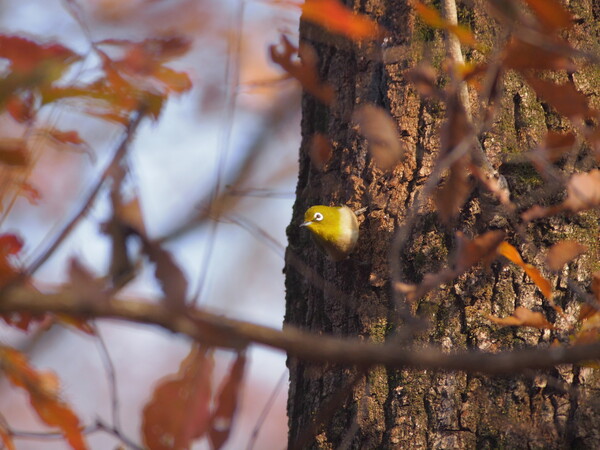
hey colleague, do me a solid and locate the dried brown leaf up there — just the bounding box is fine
[563,169,600,212]
[592,271,600,303]
[454,230,506,271]
[269,36,335,105]
[488,306,554,329]
[436,158,472,223]
[142,346,214,450]
[522,0,572,31]
[352,105,405,171]
[525,76,595,120]
[404,64,439,97]
[309,133,332,171]
[503,38,575,72]
[209,352,246,449]
[546,240,587,272]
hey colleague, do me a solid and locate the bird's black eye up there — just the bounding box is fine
[314,212,323,221]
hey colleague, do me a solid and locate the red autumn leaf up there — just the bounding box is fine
[269,35,335,105]
[0,346,87,450]
[488,306,554,329]
[302,0,381,41]
[497,242,553,299]
[142,346,214,450]
[563,169,600,212]
[0,35,79,74]
[45,129,85,146]
[546,240,587,272]
[6,93,35,123]
[0,139,29,166]
[1,312,45,332]
[18,181,42,205]
[209,352,246,449]
[522,0,572,32]
[352,105,406,171]
[0,233,23,288]
[0,234,23,255]
[309,133,332,171]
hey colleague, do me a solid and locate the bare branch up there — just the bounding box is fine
[1,287,599,375]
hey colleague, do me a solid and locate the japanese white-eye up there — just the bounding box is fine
[300,205,360,261]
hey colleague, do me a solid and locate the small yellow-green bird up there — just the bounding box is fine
[300,205,362,261]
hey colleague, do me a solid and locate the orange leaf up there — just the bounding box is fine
[0,346,87,450]
[55,315,95,335]
[302,0,381,41]
[546,240,587,272]
[46,129,85,146]
[522,0,572,31]
[209,352,246,449]
[152,66,193,93]
[498,242,552,299]
[413,1,476,46]
[142,346,214,450]
[488,306,554,329]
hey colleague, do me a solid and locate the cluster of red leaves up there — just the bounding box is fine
[0,33,192,212]
[0,30,194,449]
[142,347,246,450]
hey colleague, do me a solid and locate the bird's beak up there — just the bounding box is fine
[300,221,312,227]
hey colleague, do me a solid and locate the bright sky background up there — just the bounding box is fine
[0,0,301,448]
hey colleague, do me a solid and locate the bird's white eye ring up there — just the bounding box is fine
[314,212,323,221]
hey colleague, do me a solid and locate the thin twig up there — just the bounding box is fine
[18,107,146,283]
[246,369,287,450]
[94,325,121,430]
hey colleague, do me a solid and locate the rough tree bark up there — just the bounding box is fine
[285,0,600,448]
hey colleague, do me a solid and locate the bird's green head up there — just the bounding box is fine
[300,205,360,261]
[300,205,340,238]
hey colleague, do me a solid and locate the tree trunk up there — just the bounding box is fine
[285,0,600,448]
